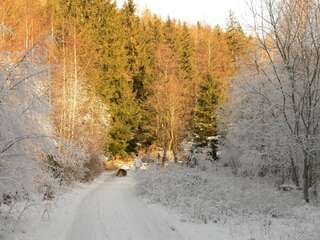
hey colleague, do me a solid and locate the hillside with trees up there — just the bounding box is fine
[1,0,320,240]
[1,0,248,160]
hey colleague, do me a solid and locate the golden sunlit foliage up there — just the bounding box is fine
[0,0,250,161]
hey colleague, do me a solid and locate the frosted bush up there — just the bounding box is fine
[238,150,262,176]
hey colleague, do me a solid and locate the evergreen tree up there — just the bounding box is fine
[108,81,140,156]
[193,74,220,143]
[163,17,177,53]
[121,0,155,150]
[226,10,248,63]
[86,0,140,157]
[121,0,139,75]
[122,0,151,102]
[178,23,193,81]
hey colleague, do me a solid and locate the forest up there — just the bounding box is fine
[0,0,248,183]
[1,0,320,239]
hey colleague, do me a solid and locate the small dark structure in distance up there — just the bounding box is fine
[116,169,127,177]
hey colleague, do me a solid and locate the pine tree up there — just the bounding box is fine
[193,74,220,144]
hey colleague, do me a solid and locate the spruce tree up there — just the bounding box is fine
[121,0,151,102]
[121,0,139,75]
[226,10,248,63]
[86,0,140,157]
[193,74,220,144]
[178,23,193,81]
[163,18,178,53]
[121,0,155,150]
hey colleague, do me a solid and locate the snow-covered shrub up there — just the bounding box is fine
[82,154,105,181]
[182,140,216,170]
[237,150,263,176]
[43,142,89,184]
[43,142,103,184]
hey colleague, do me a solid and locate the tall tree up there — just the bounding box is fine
[90,0,140,157]
[193,74,220,143]
[178,23,194,81]
[121,0,139,76]
[121,1,155,150]
[226,10,248,64]
[150,43,191,164]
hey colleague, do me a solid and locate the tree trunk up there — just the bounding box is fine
[303,156,310,203]
[162,145,168,167]
[290,154,300,187]
[172,146,178,164]
[60,28,67,139]
[70,24,78,140]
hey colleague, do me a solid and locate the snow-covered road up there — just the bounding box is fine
[14,173,227,240]
[64,174,225,240]
[66,175,187,240]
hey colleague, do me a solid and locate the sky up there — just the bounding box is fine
[116,0,250,28]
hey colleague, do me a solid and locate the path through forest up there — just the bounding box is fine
[21,173,227,240]
[65,174,227,240]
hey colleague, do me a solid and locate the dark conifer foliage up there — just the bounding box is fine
[193,74,220,143]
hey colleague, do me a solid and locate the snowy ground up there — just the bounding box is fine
[4,167,320,240]
[135,165,320,240]
[2,176,108,240]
